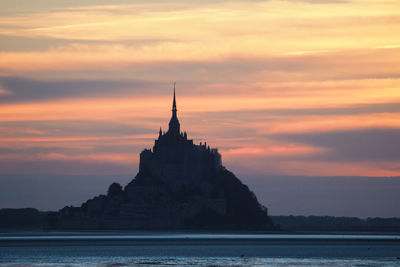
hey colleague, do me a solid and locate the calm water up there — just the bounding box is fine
[0,233,399,266]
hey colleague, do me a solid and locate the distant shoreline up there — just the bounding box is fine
[1,208,400,233]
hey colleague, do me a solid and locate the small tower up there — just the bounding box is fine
[168,82,180,135]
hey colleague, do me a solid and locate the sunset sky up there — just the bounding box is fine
[0,0,399,216]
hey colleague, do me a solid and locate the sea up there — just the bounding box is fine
[0,233,399,266]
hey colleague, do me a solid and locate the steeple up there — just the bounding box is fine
[173,82,177,113]
[168,82,180,135]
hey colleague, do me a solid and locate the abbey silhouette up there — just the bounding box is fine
[49,86,273,230]
[140,85,222,190]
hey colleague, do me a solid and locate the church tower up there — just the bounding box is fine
[168,83,180,135]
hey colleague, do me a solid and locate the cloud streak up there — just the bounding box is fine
[0,76,161,103]
[276,128,400,161]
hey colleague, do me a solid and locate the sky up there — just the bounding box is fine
[0,0,399,217]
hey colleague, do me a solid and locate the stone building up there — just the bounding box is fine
[140,87,222,189]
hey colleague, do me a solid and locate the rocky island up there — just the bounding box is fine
[48,87,273,230]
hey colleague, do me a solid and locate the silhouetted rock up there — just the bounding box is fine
[108,182,123,197]
[49,87,273,230]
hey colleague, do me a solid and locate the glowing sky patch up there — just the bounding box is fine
[0,1,399,179]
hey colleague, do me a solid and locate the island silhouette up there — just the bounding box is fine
[46,86,273,230]
[1,88,400,232]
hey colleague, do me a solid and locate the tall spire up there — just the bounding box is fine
[168,82,180,135]
[173,81,177,112]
